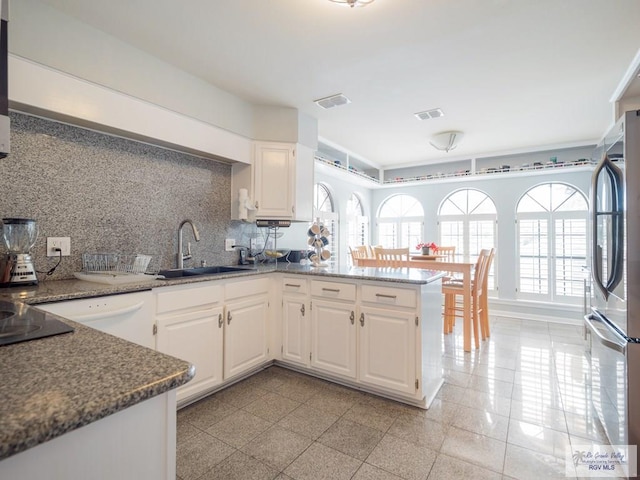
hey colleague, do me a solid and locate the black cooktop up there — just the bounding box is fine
[0,300,74,346]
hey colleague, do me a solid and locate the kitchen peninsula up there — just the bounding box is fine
[0,264,443,478]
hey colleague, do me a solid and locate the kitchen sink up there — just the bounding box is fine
[158,265,256,278]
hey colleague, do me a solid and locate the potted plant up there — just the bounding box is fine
[416,242,438,255]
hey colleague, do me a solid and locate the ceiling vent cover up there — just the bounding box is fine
[414,108,444,120]
[314,93,351,109]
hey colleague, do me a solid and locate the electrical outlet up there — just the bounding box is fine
[47,237,71,257]
[225,238,236,252]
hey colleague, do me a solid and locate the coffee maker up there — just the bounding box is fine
[0,218,39,286]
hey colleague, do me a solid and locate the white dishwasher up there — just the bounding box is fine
[37,290,155,349]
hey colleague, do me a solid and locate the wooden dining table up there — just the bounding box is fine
[354,258,476,352]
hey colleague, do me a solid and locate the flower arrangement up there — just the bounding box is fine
[416,242,438,254]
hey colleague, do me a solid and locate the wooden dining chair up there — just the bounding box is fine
[437,246,456,262]
[442,248,493,348]
[349,245,370,266]
[373,247,410,267]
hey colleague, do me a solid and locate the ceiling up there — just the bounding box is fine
[38,0,640,169]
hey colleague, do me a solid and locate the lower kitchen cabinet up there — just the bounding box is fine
[358,305,416,395]
[310,281,358,379]
[281,277,309,367]
[223,295,269,379]
[155,283,224,403]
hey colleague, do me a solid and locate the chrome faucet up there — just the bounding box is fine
[177,219,200,269]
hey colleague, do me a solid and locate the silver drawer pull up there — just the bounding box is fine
[227,310,232,325]
[322,288,341,293]
[375,293,397,299]
[218,313,223,328]
[285,283,301,288]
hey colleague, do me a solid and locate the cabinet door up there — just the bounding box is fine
[253,142,294,219]
[282,295,308,367]
[359,306,416,395]
[310,299,357,379]
[224,295,269,379]
[156,306,224,403]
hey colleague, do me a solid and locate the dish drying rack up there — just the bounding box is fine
[81,253,157,275]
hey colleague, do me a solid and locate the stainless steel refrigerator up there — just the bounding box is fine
[585,109,640,449]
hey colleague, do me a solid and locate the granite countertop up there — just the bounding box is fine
[0,305,194,461]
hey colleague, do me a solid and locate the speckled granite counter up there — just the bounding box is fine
[0,305,194,461]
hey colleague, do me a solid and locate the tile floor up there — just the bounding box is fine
[176,316,611,480]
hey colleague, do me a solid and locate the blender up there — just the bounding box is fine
[0,218,38,286]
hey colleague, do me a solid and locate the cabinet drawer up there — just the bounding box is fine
[156,283,223,314]
[361,284,416,309]
[282,277,308,295]
[310,280,356,301]
[225,277,270,301]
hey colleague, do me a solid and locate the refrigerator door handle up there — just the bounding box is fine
[584,312,627,354]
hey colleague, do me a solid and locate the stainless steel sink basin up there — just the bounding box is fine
[158,266,255,278]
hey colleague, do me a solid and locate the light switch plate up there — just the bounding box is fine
[225,239,236,252]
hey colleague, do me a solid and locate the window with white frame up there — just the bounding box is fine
[377,194,423,249]
[438,189,497,289]
[346,193,368,248]
[313,183,338,262]
[516,183,588,303]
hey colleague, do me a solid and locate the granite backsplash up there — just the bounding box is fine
[0,111,254,280]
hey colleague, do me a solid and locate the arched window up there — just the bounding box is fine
[314,183,339,262]
[377,194,423,249]
[438,189,497,289]
[516,183,588,302]
[346,194,368,248]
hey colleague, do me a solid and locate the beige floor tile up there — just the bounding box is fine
[198,450,279,480]
[240,426,313,471]
[277,404,339,440]
[427,453,502,480]
[214,379,269,408]
[450,405,509,441]
[507,420,571,459]
[205,409,273,448]
[305,389,358,416]
[352,463,404,480]
[177,420,201,444]
[317,418,384,460]
[179,396,237,430]
[274,377,325,403]
[440,426,505,473]
[510,400,567,432]
[457,389,512,417]
[176,431,236,480]
[284,442,362,480]
[502,443,570,480]
[243,391,302,422]
[387,412,448,451]
[366,434,437,480]
[343,402,397,432]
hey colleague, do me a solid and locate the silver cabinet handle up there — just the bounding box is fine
[350,311,355,324]
[359,312,365,326]
[227,310,232,325]
[375,293,397,299]
[218,313,223,328]
[300,304,305,316]
[322,288,340,293]
[285,283,301,288]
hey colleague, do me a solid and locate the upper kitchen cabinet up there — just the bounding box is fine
[231,141,314,221]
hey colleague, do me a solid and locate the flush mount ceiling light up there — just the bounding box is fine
[429,131,464,153]
[415,108,445,121]
[328,0,375,7]
[314,93,351,109]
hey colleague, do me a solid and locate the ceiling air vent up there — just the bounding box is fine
[314,93,351,109]
[414,108,444,120]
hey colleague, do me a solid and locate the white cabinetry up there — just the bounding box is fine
[359,285,418,395]
[231,142,314,221]
[155,283,224,403]
[310,280,357,380]
[223,277,270,379]
[281,277,310,367]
